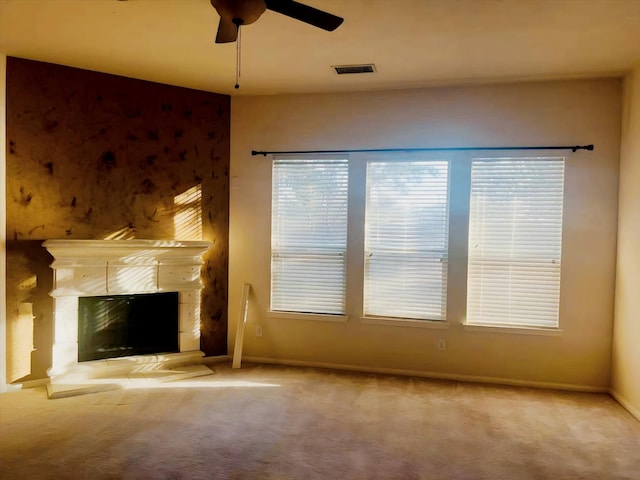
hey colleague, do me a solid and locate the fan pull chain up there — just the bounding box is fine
[235,24,241,89]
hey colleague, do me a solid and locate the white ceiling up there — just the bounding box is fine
[1,0,640,96]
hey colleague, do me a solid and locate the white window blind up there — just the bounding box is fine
[364,160,450,321]
[467,157,565,328]
[271,158,348,314]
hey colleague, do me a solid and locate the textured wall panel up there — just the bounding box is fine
[6,58,230,381]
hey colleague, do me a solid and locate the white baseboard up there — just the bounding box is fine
[6,355,612,396]
[242,356,608,393]
[609,389,640,421]
[202,354,231,365]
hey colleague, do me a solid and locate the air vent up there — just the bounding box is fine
[332,64,376,75]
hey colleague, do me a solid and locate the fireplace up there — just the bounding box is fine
[43,240,210,379]
[78,292,179,362]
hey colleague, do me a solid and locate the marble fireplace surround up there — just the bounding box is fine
[43,239,211,380]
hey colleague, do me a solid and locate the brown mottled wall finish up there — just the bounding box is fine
[5,58,230,382]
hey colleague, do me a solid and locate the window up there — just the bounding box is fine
[466,157,565,328]
[269,153,567,330]
[271,158,349,315]
[364,160,450,320]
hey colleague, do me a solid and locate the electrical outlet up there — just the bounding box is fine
[255,326,263,337]
[437,338,446,350]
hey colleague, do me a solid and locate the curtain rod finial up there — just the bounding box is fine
[573,144,595,152]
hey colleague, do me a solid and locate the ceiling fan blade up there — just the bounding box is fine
[215,17,238,43]
[265,0,343,31]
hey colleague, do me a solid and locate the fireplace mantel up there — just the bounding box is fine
[43,239,211,378]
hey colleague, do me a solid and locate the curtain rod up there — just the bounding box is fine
[251,144,594,156]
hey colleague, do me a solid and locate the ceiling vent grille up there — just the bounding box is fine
[332,64,376,75]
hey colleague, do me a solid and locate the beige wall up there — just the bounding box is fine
[612,67,640,418]
[230,79,621,389]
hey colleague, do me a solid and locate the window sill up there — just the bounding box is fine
[267,311,349,323]
[463,323,563,336]
[361,316,450,329]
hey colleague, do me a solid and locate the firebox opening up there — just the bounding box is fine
[78,292,179,362]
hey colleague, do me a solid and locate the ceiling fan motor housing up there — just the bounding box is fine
[211,0,344,44]
[211,0,267,26]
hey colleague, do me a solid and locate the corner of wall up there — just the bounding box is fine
[611,65,640,420]
[1,53,8,392]
[610,389,640,422]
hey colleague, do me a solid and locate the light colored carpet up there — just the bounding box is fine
[1,363,639,479]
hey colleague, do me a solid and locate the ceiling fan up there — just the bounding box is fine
[210,0,344,43]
